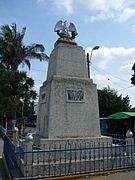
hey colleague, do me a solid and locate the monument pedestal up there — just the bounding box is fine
[36,75,100,139]
[36,42,101,139]
[33,134,112,149]
[33,41,112,161]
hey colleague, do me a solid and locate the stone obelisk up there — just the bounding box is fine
[36,20,101,139]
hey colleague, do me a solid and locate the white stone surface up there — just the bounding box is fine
[33,135,112,149]
[36,42,101,139]
[47,43,87,80]
[13,127,18,147]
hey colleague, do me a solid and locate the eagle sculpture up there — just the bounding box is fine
[54,20,78,40]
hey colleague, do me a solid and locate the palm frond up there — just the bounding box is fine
[27,43,45,52]
[24,58,31,70]
[27,52,42,60]
[11,23,17,39]
[1,25,13,41]
[40,53,49,61]
[0,23,46,71]
[19,27,26,44]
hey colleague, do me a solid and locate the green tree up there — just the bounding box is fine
[0,23,47,71]
[98,87,131,117]
[0,22,47,123]
[0,70,37,120]
[131,63,135,85]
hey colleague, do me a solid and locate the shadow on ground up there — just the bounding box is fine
[0,158,7,180]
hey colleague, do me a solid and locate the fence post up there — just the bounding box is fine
[23,134,33,177]
[12,120,18,147]
[126,137,134,156]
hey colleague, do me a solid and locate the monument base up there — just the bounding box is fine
[54,38,77,47]
[18,135,135,178]
[33,134,112,149]
[37,75,101,138]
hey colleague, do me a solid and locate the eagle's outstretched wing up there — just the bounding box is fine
[69,22,78,35]
[54,20,63,32]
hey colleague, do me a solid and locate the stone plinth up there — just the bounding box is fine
[33,135,112,149]
[36,75,100,138]
[47,43,87,80]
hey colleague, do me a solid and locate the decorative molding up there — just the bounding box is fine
[66,89,85,103]
[41,92,47,104]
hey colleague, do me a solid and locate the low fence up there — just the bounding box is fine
[3,134,135,179]
[3,134,16,179]
[105,133,126,145]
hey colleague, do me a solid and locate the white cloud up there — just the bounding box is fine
[85,46,135,70]
[36,0,135,22]
[120,64,133,74]
[90,12,114,22]
[85,45,135,107]
[27,71,39,78]
[78,0,125,12]
[92,71,135,107]
[55,0,74,14]
[116,8,135,23]
[34,83,42,94]
[36,0,74,14]
[77,0,135,23]
[92,74,119,89]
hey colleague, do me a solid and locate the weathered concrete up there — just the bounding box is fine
[47,43,87,80]
[16,138,135,178]
[33,135,112,149]
[36,42,101,139]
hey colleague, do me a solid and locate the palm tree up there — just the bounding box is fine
[0,23,48,71]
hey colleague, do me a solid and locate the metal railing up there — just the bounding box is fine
[3,134,135,179]
[105,133,126,145]
[3,134,16,179]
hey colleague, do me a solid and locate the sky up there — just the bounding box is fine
[0,0,135,107]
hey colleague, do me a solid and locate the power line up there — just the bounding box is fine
[117,85,134,92]
[91,63,130,85]
[90,63,135,96]
[91,65,125,89]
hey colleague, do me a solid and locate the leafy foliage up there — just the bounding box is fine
[0,23,46,122]
[0,70,37,119]
[98,87,131,117]
[0,23,46,70]
[131,63,135,85]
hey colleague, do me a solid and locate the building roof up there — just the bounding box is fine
[108,112,135,119]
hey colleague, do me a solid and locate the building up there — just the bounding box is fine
[100,112,135,137]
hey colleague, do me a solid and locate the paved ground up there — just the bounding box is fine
[76,170,135,180]
[0,138,3,156]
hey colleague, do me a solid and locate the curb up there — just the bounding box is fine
[46,168,135,180]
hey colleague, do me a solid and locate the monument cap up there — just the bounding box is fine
[54,20,78,47]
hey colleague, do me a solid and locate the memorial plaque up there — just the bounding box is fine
[41,92,47,104]
[66,89,84,102]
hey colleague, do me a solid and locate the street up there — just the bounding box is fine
[77,170,135,180]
